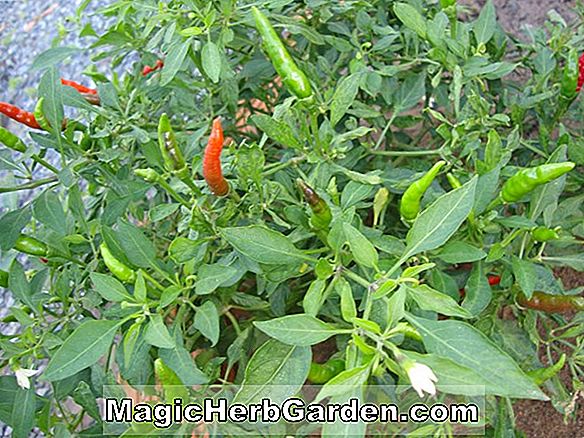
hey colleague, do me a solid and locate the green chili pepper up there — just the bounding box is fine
[561,49,579,100]
[100,243,136,283]
[14,235,48,257]
[158,113,186,172]
[34,98,52,131]
[0,270,8,288]
[307,359,345,384]
[517,291,584,313]
[134,168,161,183]
[531,226,560,242]
[0,127,26,152]
[501,162,575,203]
[251,7,313,100]
[526,354,566,385]
[154,358,189,403]
[446,173,462,190]
[297,179,332,230]
[400,160,446,221]
[439,0,456,7]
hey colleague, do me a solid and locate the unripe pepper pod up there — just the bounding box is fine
[251,7,313,100]
[400,160,446,221]
[446,173,462,190]
[501,162,575,203]
[14,234,48,257]
[307,359,345,384]
[531,226,560,242]
[297,179,332,230]
[517,291,584,313]
[158,113,186,172]
[34,98,68,131]
[203,118,229,196]
[100,243,136,283]
[561,49,579,100]
[0,269,8,288]
[0,127,26,152]
[135,168,161,183]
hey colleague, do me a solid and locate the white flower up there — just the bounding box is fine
[15,368,39,390]
[405,362,438,398]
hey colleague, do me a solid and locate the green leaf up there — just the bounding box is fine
[462,262,492,315]
[330,73,361,127]
[38,68,65,134]
[406,315,549,400]
[234,340,311,405]
[336,277,357,322]
[405,352,496,396]
[43,320,120,381]
[303,279,326,316]
[221,225,309,265]
[254,314,347,346]
[0,207,31,251]
[8,260,34,310]
[343,223,378,268]
[161,39,191,86]
[251,114,303,150]
[134,271,147,303]
[11,385,36,438]
[321,386,367,438]
[33,191,67,234]
[473,0,497,45]
[394,73,426,112]
[193,301,220,346]
[201,41,222,83]
[403,177,477,260]
[315,362,371,403]
[394,3,427,38]
[113,221,159,270]
[149,204,179,222]
[195,263,238,295]
[144,314,175,349]
[90,273,132,302]
[512,256,536,300]
[169,237,204,264]
[31,46,80,70]
[404,284,471,318]
[159,341,209,385]
[436,241,486,264]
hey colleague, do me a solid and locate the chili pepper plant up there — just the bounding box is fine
[0,0,583,436]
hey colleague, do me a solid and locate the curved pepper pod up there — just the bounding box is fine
[531,226,560,242]
[0,127,26,152]
[158,113,186,172]
[501,162,575,203]
[400,160,446,221]
[561,49,579,100]
[0,102,41,129]
[296,179,332,230]
[14,235,48,257]
[203,118,229,196]
[100,243,136,283]
[518,291,584,313]
[577,53,584,93]
[251,7,313,100]
[307,359,345,384]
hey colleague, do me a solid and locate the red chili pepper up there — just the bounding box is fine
[203,117,229,196]
[577,53,584,92]
[0,102,41,129]
[142,59,164,77]
[40,257,49,264]
[488,275,501,286]
[518,291,584,313]
[60,78,98,95]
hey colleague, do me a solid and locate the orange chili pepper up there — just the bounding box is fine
[203,118,229,196]
[61,78,98,95]
[142,59,164,76]
[0,102,41,129]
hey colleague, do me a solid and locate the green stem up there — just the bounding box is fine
[373,112,397,150]
[369,148,443,157]
[262,156,306,177]
[157,178,191,208]
[0,177,58,193]
[31,154,60,174]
